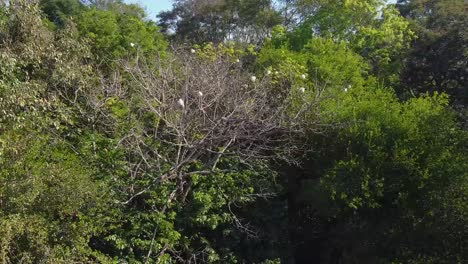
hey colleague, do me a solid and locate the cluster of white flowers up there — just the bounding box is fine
[298,87,306,93]
[301,74,307,80]
[251,76,257,82]
[266,70,271,75]
[190,49,196,54]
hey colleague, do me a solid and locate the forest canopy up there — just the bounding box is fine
[0,0,466,263]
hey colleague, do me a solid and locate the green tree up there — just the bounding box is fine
[396,0,467,108]
[39,0,84,28]
[282,0,414,86]
[258,30,371,96]
[158,0,282,44]
[257,19,466,262]
[290,86,467,262]
[0,2,111,262]
[39,0,168,62]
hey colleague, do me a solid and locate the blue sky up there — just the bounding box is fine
[124,0,173,20]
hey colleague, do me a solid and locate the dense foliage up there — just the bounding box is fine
[0,0,466,263]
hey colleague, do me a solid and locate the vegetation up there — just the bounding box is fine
[0,0,466,263]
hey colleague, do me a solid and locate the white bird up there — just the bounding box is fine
[299,87,306,93]
[301,74,307,80]
[190,49,196,54]
[197,91,203,97]
[250,76,257,82]
[130,42,135,47]
[266,70,271,75]
[177,98,185,108]
[236,59,240,63]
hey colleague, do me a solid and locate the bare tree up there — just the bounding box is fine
[89,45,324,201]
[86,46,322,261]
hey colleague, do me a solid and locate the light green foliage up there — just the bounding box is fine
[354,6,415,84]
[0,2,109,262]
[258,32,370,122]
[73,3,168,61]
[77,8,121,58]
[302,38,369,89]
[259,25,369,87]
[0,132,106,263]
[118,15,167,55]
[321,87,447,207]
[284,0,414,86]
[285,0,384,49]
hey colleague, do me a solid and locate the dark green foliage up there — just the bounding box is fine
[396,0,468,108]
[40,0,84,27]
[287,87,467,263]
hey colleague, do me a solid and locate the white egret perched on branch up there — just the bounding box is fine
[178,98,185,108]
